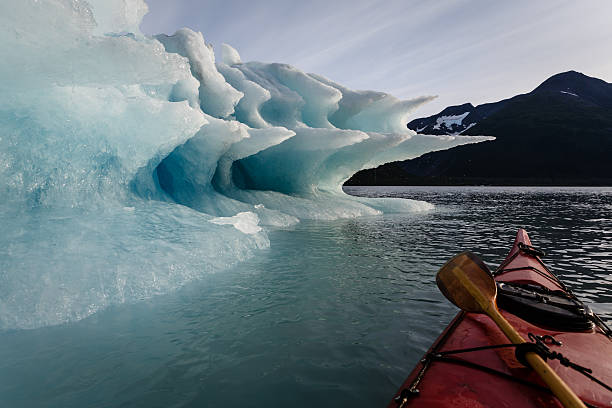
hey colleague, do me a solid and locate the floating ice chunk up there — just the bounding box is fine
[0,0,495,330]
[156,29,243,118]
[222,43,242,65]
[210,211,262,234]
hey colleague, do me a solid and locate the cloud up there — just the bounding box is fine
[141,0,612,117]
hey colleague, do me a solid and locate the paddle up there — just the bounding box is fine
[436,252,586,408]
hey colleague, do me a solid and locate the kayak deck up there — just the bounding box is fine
[389,229,612,408]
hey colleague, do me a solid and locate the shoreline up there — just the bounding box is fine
[344,177,612,188]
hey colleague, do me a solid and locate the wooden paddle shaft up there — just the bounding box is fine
[450,266,587,408]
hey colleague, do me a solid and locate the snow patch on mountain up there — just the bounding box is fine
[560,91,579,97]
[432,112,470,130]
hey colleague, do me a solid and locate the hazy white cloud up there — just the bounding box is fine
[141,0,612,117]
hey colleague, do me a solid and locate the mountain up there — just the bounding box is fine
[346,71,612,186]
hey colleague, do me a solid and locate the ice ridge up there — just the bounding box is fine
[0,0,492,329]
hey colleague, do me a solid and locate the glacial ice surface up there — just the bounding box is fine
[0,0,492,329]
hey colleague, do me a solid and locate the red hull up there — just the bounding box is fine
[388,229,612,408]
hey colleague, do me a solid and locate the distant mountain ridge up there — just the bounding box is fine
[346,71,612,186]
[406,71,612,136]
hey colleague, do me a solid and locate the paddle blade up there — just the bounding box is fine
[436,252,497,313]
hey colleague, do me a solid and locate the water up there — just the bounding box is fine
[1,186,610,408]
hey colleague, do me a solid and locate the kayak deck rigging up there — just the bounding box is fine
[389,229,612,408]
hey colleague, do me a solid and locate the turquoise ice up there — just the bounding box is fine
[0,0,492,329]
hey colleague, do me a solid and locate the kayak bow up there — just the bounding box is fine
[389,229,612,408]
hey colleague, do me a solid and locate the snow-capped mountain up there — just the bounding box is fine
[407,70,612,137]
[348,71,612,185]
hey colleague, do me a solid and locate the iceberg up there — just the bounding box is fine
[0,0,492,329]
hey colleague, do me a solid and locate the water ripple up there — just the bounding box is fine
[0,186,610,408]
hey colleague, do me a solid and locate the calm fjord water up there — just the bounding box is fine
[1,186,610,408]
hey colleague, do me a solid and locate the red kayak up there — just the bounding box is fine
[389,229,612,408]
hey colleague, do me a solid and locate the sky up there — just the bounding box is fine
[140,0,612,118]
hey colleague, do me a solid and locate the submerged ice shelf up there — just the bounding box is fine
[0,0,492,329]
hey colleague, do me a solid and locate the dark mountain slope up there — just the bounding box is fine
[533,70,612,108]
[346,71,612,186]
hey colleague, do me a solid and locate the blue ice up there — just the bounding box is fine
[0,0,492,329]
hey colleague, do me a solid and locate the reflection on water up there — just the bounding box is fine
[345,186,612,316]
[0,186,610,408]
